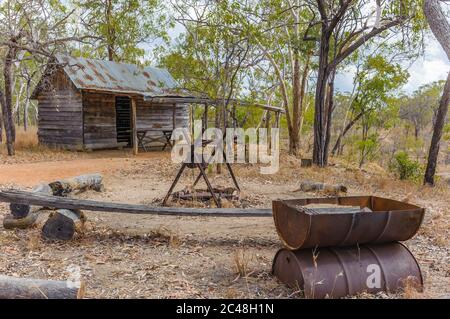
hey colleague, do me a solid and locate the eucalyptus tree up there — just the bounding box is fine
[332,54,409,156]
[239,0,316,155]
[423,0,450,186]
[299,0,425,166]
[160,0,259,131]
[73,0,170,63]
[0,0,92,155]
[399,81,443,140]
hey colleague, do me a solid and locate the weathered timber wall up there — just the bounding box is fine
[37,70,83,149]
[82,92,117,150]
[135,96,189,140]
[82,94,189,150]
[36,68,189,151]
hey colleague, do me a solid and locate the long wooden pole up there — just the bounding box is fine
[0,190,272,217]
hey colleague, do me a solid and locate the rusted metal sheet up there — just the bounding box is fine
[272,196,424,250]
[272,242,423,299]
[55,54,182,96]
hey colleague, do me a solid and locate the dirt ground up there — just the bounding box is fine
[0,150,449,299]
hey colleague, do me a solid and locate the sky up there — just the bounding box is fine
[335,36,450,94]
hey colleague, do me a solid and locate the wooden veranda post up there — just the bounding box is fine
[275,111,280,128]
[266,111,271,148]
[172,103,176,130]
[203,103,209,132]
[131,98,138,155]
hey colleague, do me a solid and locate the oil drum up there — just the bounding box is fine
[272,242,423,299]
[272,196,424,250]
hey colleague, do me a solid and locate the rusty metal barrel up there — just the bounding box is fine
[272,196,424,250]
[272,242,423,299]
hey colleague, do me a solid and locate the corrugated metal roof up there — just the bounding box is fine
[56,54,182,96]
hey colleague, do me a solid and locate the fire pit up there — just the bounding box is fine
[172,187,239,202]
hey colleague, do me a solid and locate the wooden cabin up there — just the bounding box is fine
[31,55,189,151]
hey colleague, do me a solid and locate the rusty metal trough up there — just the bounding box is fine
[272,196,425,250]
[272,196,425,298]
[272,242,423,299]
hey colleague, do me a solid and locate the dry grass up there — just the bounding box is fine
[401,276,424,299]
[14,127,39,150]
[0,126,84,164]
[0,145,448,298]
[233,248,251,278]
[0,126,43,152]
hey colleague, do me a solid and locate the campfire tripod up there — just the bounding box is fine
[162,138,240,208]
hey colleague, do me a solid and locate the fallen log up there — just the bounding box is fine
[42,209,86,241]
[49,173,104,196]
[295,181,348,193]
[0,275,84,299]
[0,190,272,217]
[9,183,53,219]
[3,212,40,230]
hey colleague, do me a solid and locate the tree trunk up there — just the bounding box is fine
[0,275,84,299]
[323,70,336,164]
[289,52,301,155]
[1,46,17,155]
[424,72,450,185]
[24,78,31,131]
[414,125,420,140]
[313,30,331,167]
[423,0,450,185]
[331,111,364,156]
[106,0,115,61]
[0,97,3,143]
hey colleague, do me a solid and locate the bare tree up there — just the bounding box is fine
[0,0,94,155]
[423,0,450,185]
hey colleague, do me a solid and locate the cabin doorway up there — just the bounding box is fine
[115,96,132,147]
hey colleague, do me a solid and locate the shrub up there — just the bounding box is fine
[390,151,423,181]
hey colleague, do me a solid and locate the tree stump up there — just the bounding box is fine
[0,275,85,299]
[42,209,86,241]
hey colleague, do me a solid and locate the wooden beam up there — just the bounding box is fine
[0,190,272,217]
[144,96,286,113]
[131,98,138,155]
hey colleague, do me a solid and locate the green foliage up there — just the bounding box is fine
[390,151,424,181]
[399,80,444,139]
[72,0,170,64]
[444,123,450,141]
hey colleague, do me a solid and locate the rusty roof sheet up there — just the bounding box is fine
[56,54,182,96]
